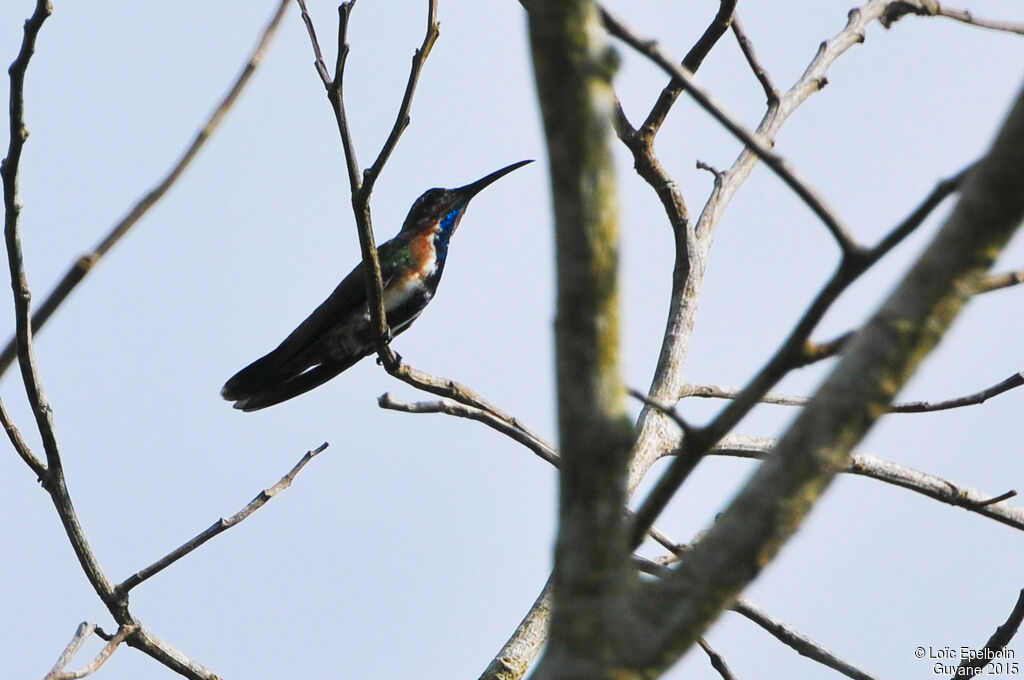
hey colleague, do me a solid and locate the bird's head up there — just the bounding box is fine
[400,159,533,238]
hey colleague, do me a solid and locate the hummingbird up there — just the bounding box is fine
[221,159,532,411]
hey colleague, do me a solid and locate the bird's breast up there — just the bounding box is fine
[384,232,439,312]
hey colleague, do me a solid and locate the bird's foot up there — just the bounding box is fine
[376,349,403,370]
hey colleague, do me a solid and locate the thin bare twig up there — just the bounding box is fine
[733,599,880,680]
[0,394,44,477]
[45,624,137,680]
[601,6,861,255]
[363,2,440,193]
[380,394,686,559]
[681,370,1024,413]
[117,442,328,594]
[956,589,1024,676]
[800,265,1022,365]
[709,434,1024,531]
[45,622,95,680]
[3,0,60,466]
[800,331,853,365]
[698,638,739,680]
[0,0,290,380]
[5,6,293,678]
[379,394,558,466]
[730,15,779,104]
[628,389,695,436]
[935,6,1024,35]
[295,0,332,86]
[978,267,1024,294]
[300,0,439,371]
[630,0,738,137]
[639,558,877,680]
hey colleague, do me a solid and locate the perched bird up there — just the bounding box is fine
[222,159,532,411]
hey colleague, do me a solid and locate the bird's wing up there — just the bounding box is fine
[221,239,411,404]
[258,238,412,368]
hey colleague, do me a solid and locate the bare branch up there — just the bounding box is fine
[638,557,879,680]
[301,0,439,371]
[328,1,362,193]
[896,4,1024,35]
[0,0,290,380]
[631,164,967,546]
[637,84,1024,670]
[709,435,1024,531]
[627,0,738,137]
[800,331,853,366]
[478,578,552,680]
[978,267,1024,294]
[865,164,972,262]
[682,370,1024,414]
[379,394,558,466]
[733,600,880,680]
[697,638,739,680]
[4,4,305,679]
[628,389,695,436]
[46,624,137,680]
[45,622,95,680]
[3,0,60,465]
[295,0,332,87]
[0,394,44,477]
[888,372,1023,412]
[802,266,1022,365]
[625,3,919,493]
[4,0,120,614]
[600,6,860,254]
[363,0,439,193]
[731,15,779,104]
[124,625,220,680]
[117,442,329,594]
[956,589,1024,676]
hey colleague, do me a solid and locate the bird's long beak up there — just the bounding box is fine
[455,159,533,201]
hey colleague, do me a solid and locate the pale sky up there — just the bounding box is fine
[2,1,1023,678]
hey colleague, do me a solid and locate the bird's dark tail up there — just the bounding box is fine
[221,352,358,412]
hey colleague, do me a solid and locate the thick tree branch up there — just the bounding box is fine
[525,0,637,675]
[490,4,945,677]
